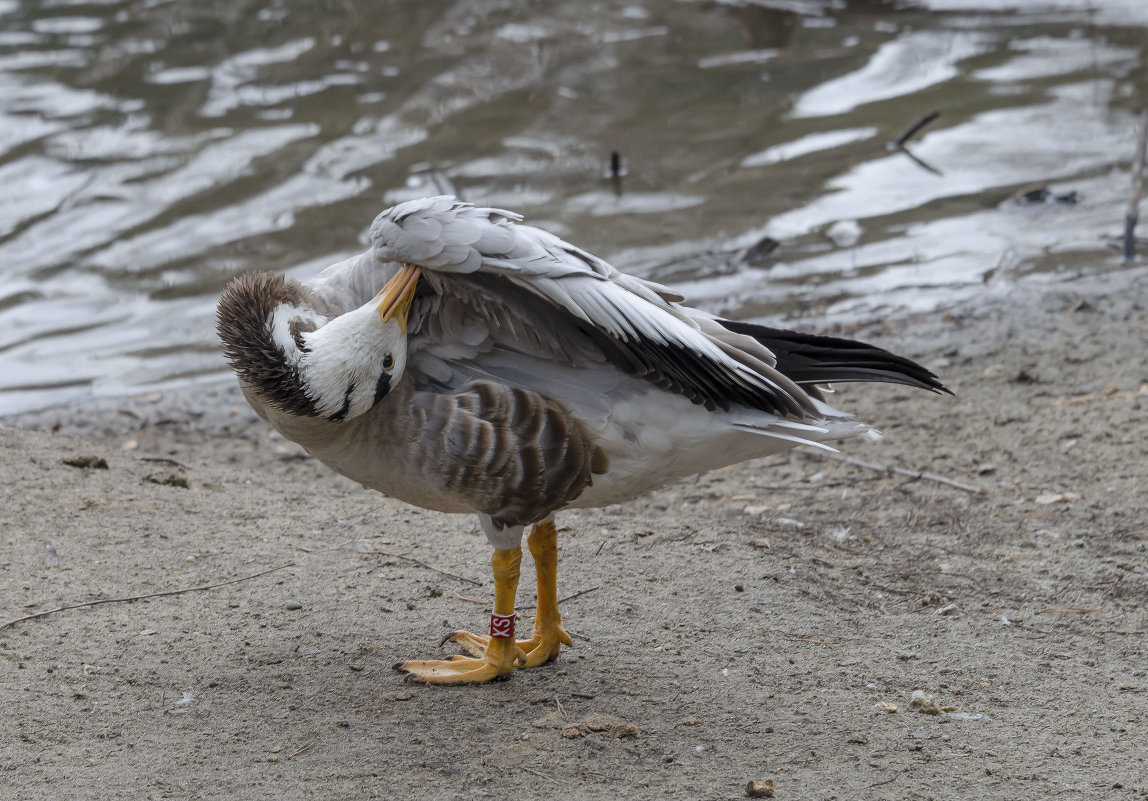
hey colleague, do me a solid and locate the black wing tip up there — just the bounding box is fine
[722,320,951,396]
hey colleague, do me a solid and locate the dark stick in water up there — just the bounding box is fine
[893,110,940,148]
[889,110,943,176]
[1124,109,1148,262]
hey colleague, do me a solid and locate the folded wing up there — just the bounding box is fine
[370,196,831,419]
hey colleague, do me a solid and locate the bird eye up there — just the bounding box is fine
[382,353,394,370]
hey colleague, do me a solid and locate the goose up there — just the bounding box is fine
[217,195,946,684]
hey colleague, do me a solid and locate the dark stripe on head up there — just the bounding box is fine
[328,381,355,423]
[373,372,392,406]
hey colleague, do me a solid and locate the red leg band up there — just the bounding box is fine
[490,612,515,639]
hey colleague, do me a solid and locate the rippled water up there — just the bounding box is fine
[1,0,1145,414]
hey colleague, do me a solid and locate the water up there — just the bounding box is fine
[1,0,1145,415]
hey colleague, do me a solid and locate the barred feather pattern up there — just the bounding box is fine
[410,381,608,528]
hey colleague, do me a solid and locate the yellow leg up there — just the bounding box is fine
[446,519,573,668]
[394,548,526,684]
[521,519,574,666]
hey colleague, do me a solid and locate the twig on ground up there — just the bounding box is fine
[377,551,483,587]
[1036,607,1098,615]
[781,635,838,646]
[867,773,901,789]
[798,448,985,494]
[558,586,600,605]
[866,583,926,597]
[0,562,296,632]
[288,741,316,760]
[521,766,565,785]
[451,593,489,605]
[519,586,600,611]
[1124,109,1148,262]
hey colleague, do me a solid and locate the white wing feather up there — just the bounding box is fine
[367,196,818,419]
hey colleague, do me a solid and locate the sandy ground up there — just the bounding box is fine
[2,265,1147,800]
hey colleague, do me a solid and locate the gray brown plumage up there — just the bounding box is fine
[412,382,607,528]
[216,195,946,684]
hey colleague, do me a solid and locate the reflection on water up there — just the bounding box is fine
[0,0,1144,414]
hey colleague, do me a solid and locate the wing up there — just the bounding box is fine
[370,196,822,419]
[720,322,949,393]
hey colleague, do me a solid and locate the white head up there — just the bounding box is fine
[217,265,421,422]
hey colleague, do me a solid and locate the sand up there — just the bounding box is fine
[2,265,1146,800]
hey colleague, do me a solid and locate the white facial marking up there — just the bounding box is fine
[294,299,408,420]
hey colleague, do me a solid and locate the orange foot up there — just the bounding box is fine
[446,618,573,668]
[394,635,526,684]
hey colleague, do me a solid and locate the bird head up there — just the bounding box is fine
[217,264,421,422]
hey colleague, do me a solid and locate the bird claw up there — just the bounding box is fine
[445,629,528,665]
[394,629,523,684]
[394,652,516,684]
[444,623,571,668]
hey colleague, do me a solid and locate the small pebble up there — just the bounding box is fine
[285,601,303,610]
[146,469,189,488]
[62,455,108,469]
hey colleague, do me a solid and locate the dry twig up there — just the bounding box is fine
[519,586,600,611]
[451,593,489,605]
[0,562,296,632]
[521,766,565,785]
[798,448,985,494]
[780,635,839,646]
[288,741,316,760]
[376,551,483,587]
[558,586,600,605]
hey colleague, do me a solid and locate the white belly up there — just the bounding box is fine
[566,385,868,509]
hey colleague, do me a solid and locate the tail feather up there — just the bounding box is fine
[721,320,950,394]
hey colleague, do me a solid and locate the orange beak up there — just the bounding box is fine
[375,263,421,333]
